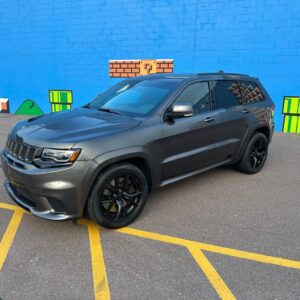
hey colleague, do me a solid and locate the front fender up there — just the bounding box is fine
[93,146,160,187]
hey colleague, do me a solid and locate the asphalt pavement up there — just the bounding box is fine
[0,114,299,300]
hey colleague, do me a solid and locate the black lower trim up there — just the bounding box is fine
[160,159,230,187]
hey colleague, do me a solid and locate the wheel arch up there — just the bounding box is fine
[82,147,159,214]
[253,125,270,141]
[233,125,271,165]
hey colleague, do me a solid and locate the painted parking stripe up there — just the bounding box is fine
[1,203,300,300]
[79,219,111,300]
[0,202,28,212]
[117,227,300,270]
[116,227,300,299]
[0,209,24,269]
[188,245,236,300]
[190,241,300,270]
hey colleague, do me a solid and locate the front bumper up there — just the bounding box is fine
[1,150,98,221]
[4,180,76,220]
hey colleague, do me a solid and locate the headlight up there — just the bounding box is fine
[41,148,81,163]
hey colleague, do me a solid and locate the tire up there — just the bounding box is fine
[235,132,269,174]
[87,163,148,229]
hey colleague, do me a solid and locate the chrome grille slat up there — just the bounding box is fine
[15,142,21,157]
[12,141,18,155]
[8,140,13,151]
[6,136,12,149]
[27,147,37,162]
[19,145,28,160]
[5,135,40,163]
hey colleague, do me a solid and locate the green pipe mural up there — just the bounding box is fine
[13,90,73,116]
[282,96,300,133]
[49,90,73,112]
[4,86,300,136]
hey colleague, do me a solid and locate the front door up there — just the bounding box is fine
[160,81,225,179]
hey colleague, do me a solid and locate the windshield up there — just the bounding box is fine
[88,78,183,117]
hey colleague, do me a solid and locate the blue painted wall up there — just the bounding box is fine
[0,0,299,130]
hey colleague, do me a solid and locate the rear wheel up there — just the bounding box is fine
[87,163,148,229]
[235,132,269,174]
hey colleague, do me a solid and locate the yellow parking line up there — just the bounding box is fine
[188,245,236,300]
[0,202,28,213]
[190,241,300,270]
[116,226,191,247]
[79,220,111,300]
[117,227,300,270]
[1,204,300,300]
[0,209,24,269]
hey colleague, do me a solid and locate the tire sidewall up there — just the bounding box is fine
[243,133,269,174]
[88,163,148,229]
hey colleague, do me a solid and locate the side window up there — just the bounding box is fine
[211,80,241,109]
[174,82,210,114]
[240,81,265,104]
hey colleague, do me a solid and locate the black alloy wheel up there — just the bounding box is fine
[99,175,142,222]
[87,163,148,228]
[248,137,267,170]
[235,132,269,174]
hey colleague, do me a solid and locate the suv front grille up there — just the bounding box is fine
[6,135,41,163]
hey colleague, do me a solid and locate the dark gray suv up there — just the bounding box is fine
[1,73,275,228]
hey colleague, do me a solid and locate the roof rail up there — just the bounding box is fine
[197,72,249,77]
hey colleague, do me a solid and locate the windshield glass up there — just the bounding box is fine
[88,78,183,117]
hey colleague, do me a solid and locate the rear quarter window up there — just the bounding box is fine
[240,81,265,104]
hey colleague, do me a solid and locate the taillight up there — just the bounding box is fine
[271,104,275,118]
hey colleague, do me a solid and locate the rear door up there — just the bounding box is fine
[208,80,250,161]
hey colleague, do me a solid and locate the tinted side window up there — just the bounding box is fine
[240,81,265,104]
[212,80,241,109]
[174,82,210,114]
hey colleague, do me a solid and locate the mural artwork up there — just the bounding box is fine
[282,96,300,133]
[109,59,174,78]
[15,99,44,115]
[49,90,73,112]
[0,98,10,113]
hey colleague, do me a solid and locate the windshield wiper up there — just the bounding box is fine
[98,108,122,115]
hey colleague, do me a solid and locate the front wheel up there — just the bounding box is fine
[235,132,269,174]
[87,163,148,229]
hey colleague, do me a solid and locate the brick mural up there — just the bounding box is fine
[109,59,174,78]
[0,98,10,113]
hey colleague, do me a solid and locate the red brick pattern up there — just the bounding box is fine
[0,98,10,113]
[156,60,174,74]
[109,59,174,77]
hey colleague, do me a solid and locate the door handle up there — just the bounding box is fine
[203,117,216,123]
[242,109,250,114]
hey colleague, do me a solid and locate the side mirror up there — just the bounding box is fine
[165,103,193,120]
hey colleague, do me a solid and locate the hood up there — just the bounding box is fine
[11,108,141,148]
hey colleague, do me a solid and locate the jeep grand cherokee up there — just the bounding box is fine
[1,72,275,228]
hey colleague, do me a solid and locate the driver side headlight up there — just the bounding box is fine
[41,148,81,163]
